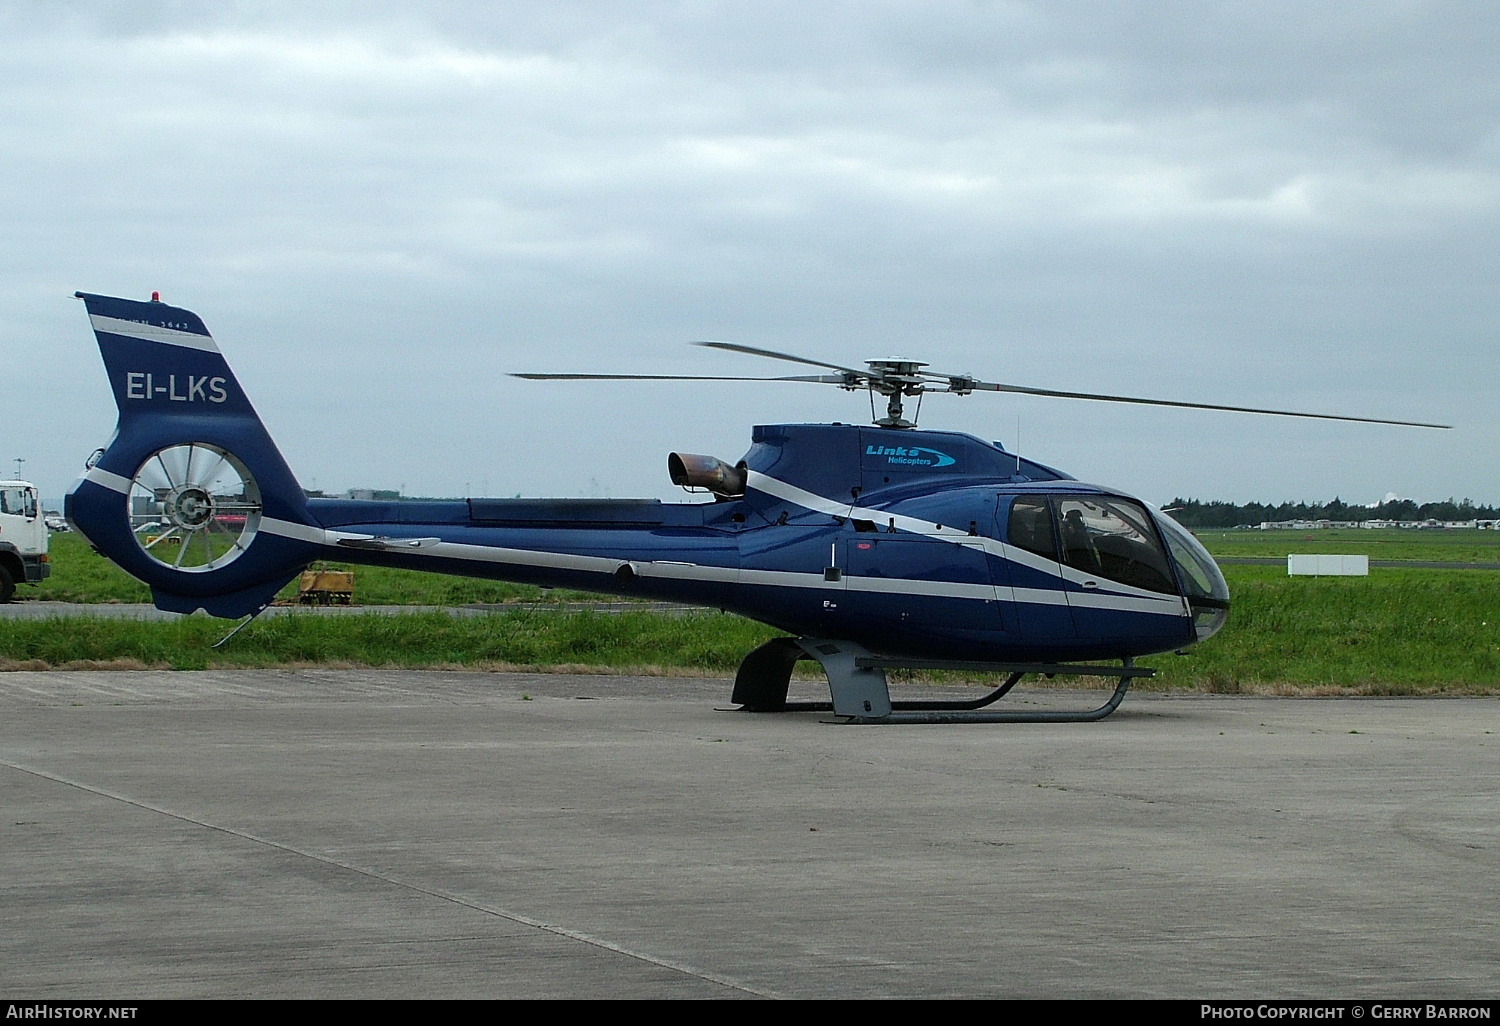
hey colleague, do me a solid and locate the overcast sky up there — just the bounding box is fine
[4,1,1495,510]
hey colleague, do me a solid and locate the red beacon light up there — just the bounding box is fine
[150,291,161,302]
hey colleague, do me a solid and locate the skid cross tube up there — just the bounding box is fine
[728,636,1152,723]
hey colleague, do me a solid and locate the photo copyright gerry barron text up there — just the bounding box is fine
[1202,1007,1492,1020]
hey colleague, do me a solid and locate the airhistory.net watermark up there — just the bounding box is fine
[6,1008,137,1020]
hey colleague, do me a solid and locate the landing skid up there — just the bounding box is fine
[729,637,1154,723]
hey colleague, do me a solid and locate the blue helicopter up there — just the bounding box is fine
[64,292,1448,722]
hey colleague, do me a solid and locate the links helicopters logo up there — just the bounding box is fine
[864,444,957,468]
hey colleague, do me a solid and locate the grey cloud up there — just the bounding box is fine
[0,1,1493,508]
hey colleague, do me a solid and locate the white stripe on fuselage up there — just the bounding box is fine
[83,466,133,495]
[264,479,1176,615]
[266,521,993,601]
[745,470,1184,613]
[90,314,220,353]
[84,467,1181,616]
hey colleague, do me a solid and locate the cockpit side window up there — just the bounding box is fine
[1007,496,1059,560]
[1055,497,1176,594]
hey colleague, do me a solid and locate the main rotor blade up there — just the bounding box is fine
[965,380,1451,429]
[511,372,844,383]
[694,341,872,379]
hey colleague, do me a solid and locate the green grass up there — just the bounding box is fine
[1141,566,1500,694]
[34,533,152,603]
[34,532,591,605]
[17,533,1500,694]
[4,565,1498,694]
[1196,527,1500,563]
[41,527,1500,606]
[0,609,779,675]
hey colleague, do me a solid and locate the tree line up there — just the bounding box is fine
[1165,497,1500,528]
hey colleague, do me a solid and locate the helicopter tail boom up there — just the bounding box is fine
[66,292,320,616]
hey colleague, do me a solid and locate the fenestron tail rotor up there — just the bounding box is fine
[128,443,263,572]
[513,344,1452,431]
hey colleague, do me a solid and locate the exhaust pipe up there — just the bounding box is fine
[668,453,747,498]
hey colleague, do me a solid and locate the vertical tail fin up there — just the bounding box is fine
[66,292,320,616]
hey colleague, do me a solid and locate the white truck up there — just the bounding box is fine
[0,480,50,601]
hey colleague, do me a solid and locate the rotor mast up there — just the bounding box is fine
[862,358,928,428]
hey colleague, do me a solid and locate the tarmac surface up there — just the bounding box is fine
[1,668,1496,1000]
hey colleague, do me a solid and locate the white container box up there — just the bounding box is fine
[1287,554,1370,576]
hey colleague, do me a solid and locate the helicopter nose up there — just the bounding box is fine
[1191,601,1230,642]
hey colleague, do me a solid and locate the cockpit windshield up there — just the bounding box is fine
[1151,509,1231,640]
[1006,493,1231,643]
[1010,494,1178,593]
[1055,496,1177,593]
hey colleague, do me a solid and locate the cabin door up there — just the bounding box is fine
[843,534,1006,633]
